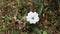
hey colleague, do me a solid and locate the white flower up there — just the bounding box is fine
[26,11,39,24]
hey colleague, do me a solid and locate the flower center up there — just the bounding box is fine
[32,17,34,19]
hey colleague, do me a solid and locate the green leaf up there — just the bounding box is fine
[0,16,5,18]
[38,2,44,15]
[32,0,44,15]
[24,32,28,34]
[5,15,13,20]
[17,15,22,20]
[16,0,20,4]
[0,15,13,20]
[57,22,60,26]
[57,0,60,6]
[29,24,41,34]
[12,31,18,34]
[43,31,47,34]
[15,6,19,11]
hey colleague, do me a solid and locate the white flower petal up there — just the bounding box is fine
[34,17,39,22]
[28,12,33,16]
[33,12,38,16]
[33,20,37,24]
[29,19,36,24]
[26,16,31,21]
[29,20,33,24]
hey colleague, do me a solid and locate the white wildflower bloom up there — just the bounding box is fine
[26,11,39,24]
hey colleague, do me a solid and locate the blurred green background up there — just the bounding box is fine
[0,0,60,34]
